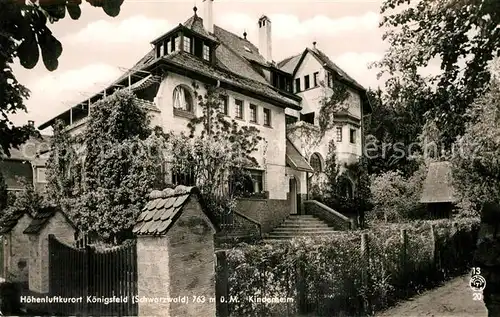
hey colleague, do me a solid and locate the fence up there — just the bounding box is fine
[217,219,479,317]
[48,234,138,316]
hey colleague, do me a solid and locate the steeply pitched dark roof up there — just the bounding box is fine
[286,139,314,173]
[162,51,300,108]
[420,161,456,204]
[183,14,217,41]
[133,185,215,236]
[278,48,366,92]
[23,206,75,235]
[0,209,29,235]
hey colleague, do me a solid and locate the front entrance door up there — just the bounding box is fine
[289,178,297,214]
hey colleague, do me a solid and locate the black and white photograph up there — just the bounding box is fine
[0,0,499,316]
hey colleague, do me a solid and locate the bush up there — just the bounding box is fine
[223,218,479,317]
[369,163,427,223]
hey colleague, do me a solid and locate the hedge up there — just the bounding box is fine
[219,218,480,317]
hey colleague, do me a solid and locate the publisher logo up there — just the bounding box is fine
[470,275,486,292]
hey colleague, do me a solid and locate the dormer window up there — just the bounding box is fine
[166,40,171,54]
[184,36,192,53]
[174,36,180,51]
[203,44,210,61]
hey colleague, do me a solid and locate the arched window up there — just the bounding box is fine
[339,176,354,199]
[173,85,193,112]
[310,153,323,173]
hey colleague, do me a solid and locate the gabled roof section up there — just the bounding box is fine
[183,14,216,41]
[214,25,268,66]
[133,185,216,236]
[286,139,314,173]
[23,206,76,235]
[420,161,456,204]
[161,51,301,109]
[0,209,30,235]
[277,53,302,74]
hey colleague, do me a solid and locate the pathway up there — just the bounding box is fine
[376,275,488,317]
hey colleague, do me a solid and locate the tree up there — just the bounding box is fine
[0,0,123,156]
[376,0,500,150]
[451,79,500,212]
[46,89,165,243]
[9,177,47,215]
[0,170,7,211]
[166,84,263,221]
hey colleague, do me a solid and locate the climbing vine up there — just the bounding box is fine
[165,82,265,220]
[318,81,350,135]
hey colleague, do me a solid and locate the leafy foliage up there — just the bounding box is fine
[46,90,165,243]
[224,218,479,316]
[451,79,500,211]
[165,84,263,221]
[310,140,372,227]
[364,88,425,176]
[369,160,428,223]
[376,0,500,150]
[9,177,47,215]
[318,82,350,134]
[0,0,122,157]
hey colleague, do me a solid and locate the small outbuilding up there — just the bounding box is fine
[0,208,32,284]
[24,206,76,294]
[420,161,456,218]
[133,185,217,317]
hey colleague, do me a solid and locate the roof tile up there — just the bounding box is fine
[134,185,208,236]
[173,194,190,208]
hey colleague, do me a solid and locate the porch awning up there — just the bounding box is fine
[286,139,314,173]
[129,75,161,92]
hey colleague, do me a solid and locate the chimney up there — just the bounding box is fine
[203,0,214,34]
[258,15,272,62]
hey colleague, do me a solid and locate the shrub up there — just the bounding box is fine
[223,218,479,317]
[369,162,427,223]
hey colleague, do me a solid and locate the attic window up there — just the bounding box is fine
[244,46,252,53]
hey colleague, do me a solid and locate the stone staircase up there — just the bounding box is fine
[263,215,339,242]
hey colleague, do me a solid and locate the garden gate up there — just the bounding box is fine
[48,234,138,316]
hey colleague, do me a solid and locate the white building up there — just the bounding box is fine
[38,1,372,233]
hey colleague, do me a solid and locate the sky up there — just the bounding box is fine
[11,0,390,130]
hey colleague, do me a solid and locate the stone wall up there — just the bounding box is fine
[137,196,216,317]
[137,237,170,317]
[3,214,31,283]
[28,212,75,294]
[236,198,289,233]
[304,200,355,230]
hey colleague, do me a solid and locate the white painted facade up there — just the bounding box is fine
[287,50,364,175]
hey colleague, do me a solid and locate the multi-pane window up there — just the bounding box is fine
[263,108,271,127]
[295,78,301,92]
[235,99,244,119]
[203,44,210,61]
[327,72,333,88]
[173,85,193,112]
[165,40,170,54]
[184,36,191,53]
[350,128,357,144]
[313,72,319,87]
[174,36,180,51]
[336,126,342,142]
[250,104,257,123]
[304,75,310,89]
[219,95,229,115]
[310,153,322,173]
[156,43,163,58]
